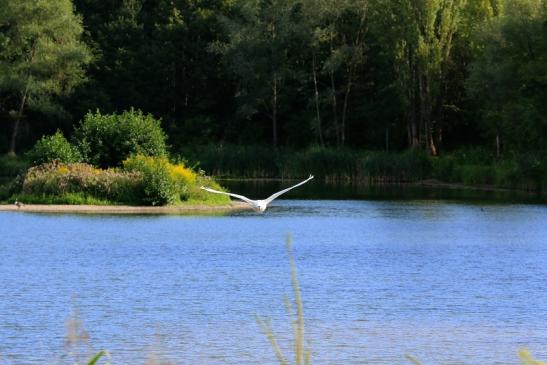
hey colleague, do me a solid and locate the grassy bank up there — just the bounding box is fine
[0,157,230,206]
[178,145,547,192]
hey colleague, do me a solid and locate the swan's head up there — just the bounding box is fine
[255,200,268,213]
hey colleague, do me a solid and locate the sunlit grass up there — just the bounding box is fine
[10,192,116,205]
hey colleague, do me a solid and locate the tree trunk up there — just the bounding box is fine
[272,75,278,148]
[428,122,438,156]
[496,134,500,157]
[312,52,324,146]
[418,70,426,147]
[340,7,367,147]
[329,36,340,147]
[8,91,28,156]
[341,59,355,147]
[329,70,340,147]
[408,51,420,148]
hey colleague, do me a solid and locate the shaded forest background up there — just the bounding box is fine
[1,0,546,158]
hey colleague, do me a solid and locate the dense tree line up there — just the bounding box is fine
[1,0,545,156]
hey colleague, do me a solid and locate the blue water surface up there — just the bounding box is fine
[1,199,546,364]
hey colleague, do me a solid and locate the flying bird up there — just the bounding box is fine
[201,175,314,212]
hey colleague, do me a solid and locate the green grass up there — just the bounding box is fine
[10,193,117,205]
[10,192,230,206]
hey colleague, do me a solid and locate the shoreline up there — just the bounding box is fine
[0,202,252,215]
[220,177,543,195]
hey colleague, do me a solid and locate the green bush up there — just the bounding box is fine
[121,155,230,205]
[514,152,547,190]
[20,162,141,204]
[12,158,229,206]
[431,156,456,182]
[457,164,497,185]
[451,146,495,165]
[26,130,82,165]
[123,155,179,205]
[75,109,167,167]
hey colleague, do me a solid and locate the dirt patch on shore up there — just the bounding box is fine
[0,202,251,215]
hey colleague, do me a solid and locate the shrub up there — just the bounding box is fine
[123,155,201,205]
[431,156,456,182]
[13,158,228,206]
[451,146,495,165]
[514,152,547,190]
[75,109,167,167]
[26,130,82,165]
[21,162,141,204]
[457,164,496,185]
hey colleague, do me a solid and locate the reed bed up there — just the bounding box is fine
[178,145,547,191]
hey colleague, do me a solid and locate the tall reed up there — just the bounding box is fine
[256,236,311,365]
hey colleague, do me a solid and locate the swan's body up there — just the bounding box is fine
[201,175,314,212]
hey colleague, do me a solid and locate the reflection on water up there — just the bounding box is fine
[0,197,546,364]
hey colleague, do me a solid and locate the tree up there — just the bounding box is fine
[0,0,91,155]
[319,0,369,147]
[212,0,307,147]
[467,0,547,154]
[375,0,466,155]
[73,0,233,145]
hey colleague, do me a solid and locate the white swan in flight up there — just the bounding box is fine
[201,175,314,212]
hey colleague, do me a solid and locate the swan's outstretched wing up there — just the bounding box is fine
[200,187,256,205]
[264,175,314,204]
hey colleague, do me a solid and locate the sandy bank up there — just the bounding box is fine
[0,202,251,215]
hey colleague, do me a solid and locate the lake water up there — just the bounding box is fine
[1,184,546,364]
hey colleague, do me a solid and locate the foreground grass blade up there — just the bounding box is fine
[256,236,311,365]
[520,349,546,365]
[405,354,422,365]
[256,316,289,365]
[86,350,106,365]
[287,237,306,365]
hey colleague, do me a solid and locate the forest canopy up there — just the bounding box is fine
[1,0,546,157]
